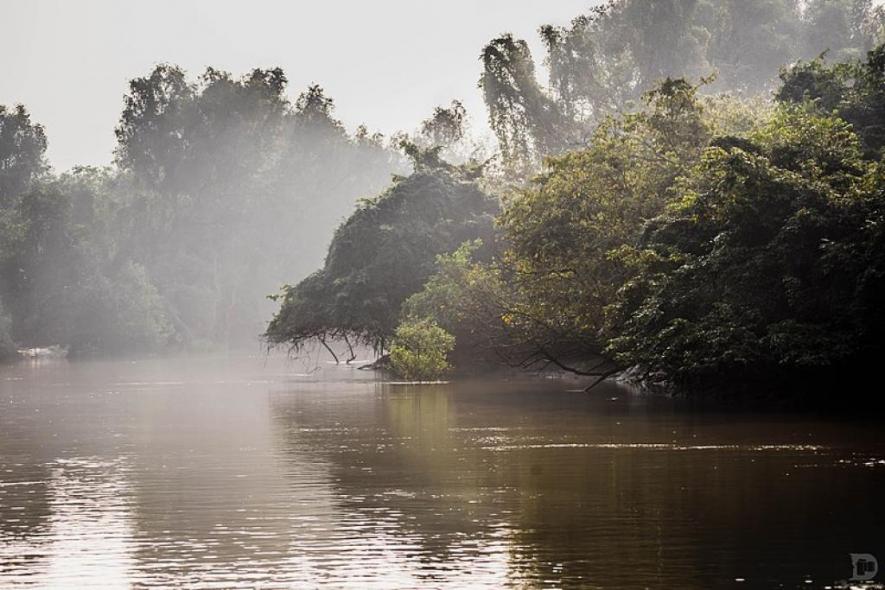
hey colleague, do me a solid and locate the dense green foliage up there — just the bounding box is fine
[2,106,171,355]
[398,241,513,367]
[600,47,885,388]
[481,0,884,171]
[0,160,173,355]
[607,108,884,387]
[3,1,883,401]
[406,79,719,374]
[0,105,47,206]
[401,44,885,394]
[495,80,711,354]
[265,163,498,354]
[777,43,885,157]
[389,319,455,381]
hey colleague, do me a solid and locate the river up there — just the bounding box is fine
[1,354,883,588]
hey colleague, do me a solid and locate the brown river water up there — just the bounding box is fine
[1,354,883,589]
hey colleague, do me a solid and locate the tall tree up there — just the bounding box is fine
[482,0,882,172]
[0,105,46,208]
[490,79,712,370]
[480,34,572,173]
[113,65,404,347]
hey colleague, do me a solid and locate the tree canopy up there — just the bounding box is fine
[402,79,716,375]
[265,161,498,356]
[402,42,885,395]
[481,0,885,173]
[0,65,405,355]
[3,3,883,402]
[777,42,885,157]
[607,107,884,389]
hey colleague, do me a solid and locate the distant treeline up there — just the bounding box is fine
[3,0,884,393]
[1,69,406,357]
[267,1,885,395]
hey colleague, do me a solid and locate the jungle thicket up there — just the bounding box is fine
[397,44,885,394]
[3,0,884,397]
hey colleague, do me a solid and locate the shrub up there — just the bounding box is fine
[389,319,455,381]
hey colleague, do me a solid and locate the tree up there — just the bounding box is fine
[777,43,885,158]
[606,106,884,391]
[540,8,637,123]
[480,34,573,173]
[400,241,511,366]
[113,65,405,347]
[481,0,882,173]
[491,79,711,367]
[0,158,174,355]
[414,100,491,167]
[707,0,802,92]
[0,105,47,209]
[420,100,467,149]
[1,167,173,355]
[266,161,498,357]
[114,64,197,194]
[0,298,14,359]
[801,0,884,61]
[389,319,455,381]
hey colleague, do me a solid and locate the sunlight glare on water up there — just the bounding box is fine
[1,354,884,588]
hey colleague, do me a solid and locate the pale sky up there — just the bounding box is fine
[1,0,594,171]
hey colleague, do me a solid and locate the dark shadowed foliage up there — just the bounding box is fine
[777,43,885,158]
[405,79,712,380]
[405,44,885,397]
[265,162,498,356]
[606,106,885,393]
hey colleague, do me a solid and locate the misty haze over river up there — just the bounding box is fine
[4,0,885,587]
[2,355,884,588]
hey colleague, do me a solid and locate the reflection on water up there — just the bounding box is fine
[1,457,133,588]
[1,355,884,588]
[25,458,135,588]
